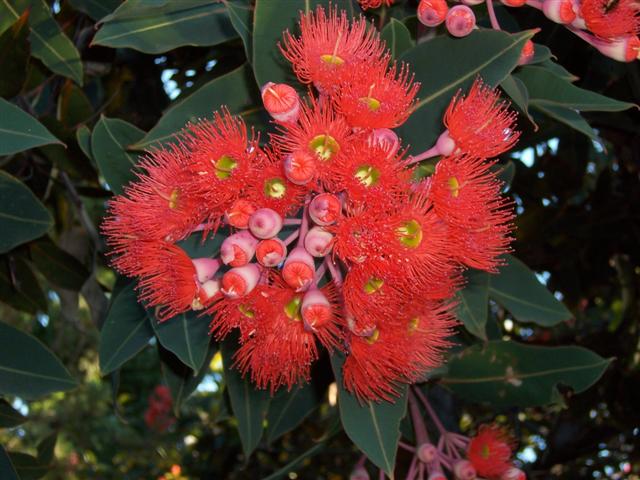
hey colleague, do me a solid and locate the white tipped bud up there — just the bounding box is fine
[304,226,334,257]
[191,258,222,284]
[220,231,258,267]
[221,264,261,298]
[248,208,283,239]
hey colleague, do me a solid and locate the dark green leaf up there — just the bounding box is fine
[36,432,56,465]
[489,255,572,326]
[456,270,489,341]
[0,11,30,98]
[444,340,611,407]
[152,310,211,372]
[6,0,83,85]
[68,0,121,21]
[99,283,154,375]
[75,125,93,163]
[0,321,77,399]
[266,383,319,443]
[224,0,253,61]
[6,451,48,479]
[330,353,407,477]
[530,43,552,64]
[91,116,144,195]
[161,344,216,415]
[538,59,578,82]
[515,65,635,112]
[0,400,26,428]
[381,18,414,59]
[30,237,90,291]
[93,0,237,54]
[57,81,93,128]
[398,29,534,152]
[0,98,62,155]
[0,171,52,254]
[252,0,355,87]
[0,446,19,480]
[500,74,536,127]
[532,103,599,142]
[0,257,47,313]
[177,231,224,258]
[132,64,267,150]
[221,337,270,458]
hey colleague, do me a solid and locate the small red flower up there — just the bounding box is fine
[444,78,520,158]
[581,0,640,40]
[467,425,515,478]
[335,60,419,129]
[358,0,395,10]
[280,6,386,93]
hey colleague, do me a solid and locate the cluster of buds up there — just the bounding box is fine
[103,6,518,401]
[358,0,639,63]
[143,385,174,432]
[351,388,527,480]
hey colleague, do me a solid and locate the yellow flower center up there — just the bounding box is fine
[238,304,254,319]
[284,296,302,321]
[396,219,423,249]
[408,317,419,334]
[366,328,380,344]
[214,154,238,180]
[364,277,384,294]
[358,96,381,111]
[309,134,340,162]
[320,53,345,65]
[168,188,180,209]
[354,165,380,187]
[448,176,460,197]
[264,177,287,199]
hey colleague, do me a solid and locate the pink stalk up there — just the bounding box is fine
[409,390,430,445]
[296,202,310,248]
[399,441,416,452]
[486,0,501,30]
[284,218,302,226]
[407,145,441,165]
[413,387,446,435]
[406,455,419,480]
[525,0,543,9]
[325,257,343,286]
[313,261,328,285]
[283,229,300,246]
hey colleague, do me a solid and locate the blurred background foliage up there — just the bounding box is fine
[0,0,639,479]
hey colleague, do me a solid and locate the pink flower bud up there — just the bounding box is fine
[248,208,283,239]
[518,40,535,65]
[193,279,221,309]
[368,128,400,157]
[436,130,456,156]
[592,35,640,62]
[349,467,370,480]
[309,193,341,226]
[256,238,287,267]
[225,199,256,229]
[191,258,222,284]
[282,247,315,291]
[571,4,586,29]
[301,288,332,330]
[304,226,334,257]
[221,264,261,298]
[220,231,258,267]
[542,0,576,24]
[501,467,527,480]
[501,0,527,6]
[261,82,300,123]
[428,472,447,480]
[453,460,477,480]
[284,150,316,185]
[418,0,449,26]
[417,443,438,463]
[446,6,476,38]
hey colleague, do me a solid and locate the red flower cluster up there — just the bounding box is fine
[466,425,520,479]
[103,6,518,402]
[144,385,174,432]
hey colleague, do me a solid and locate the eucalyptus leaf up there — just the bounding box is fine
[0,400,26,428]
[0,98,62,156]
[266,383,320,443]
[381,18,414,59]
[152,310,211,372]
[456,270,489,341]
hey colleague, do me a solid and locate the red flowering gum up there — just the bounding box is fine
[444,78,520,158]
[467,425,515,478]
[261,82,300,123]
[335,60,419,129]
[135,241,198,320]
[358,0,395,10]
[207,287,266,342]
[280,6,386,92]
[418,0,449,27]
[581,0,640,40]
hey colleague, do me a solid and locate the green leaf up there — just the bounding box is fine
[161,344,216,415]
[381,18,414,60]
[515,65,635,112]
[152,310,211,372]
[538,59,578,82]
[224,0,253,61]
[398,29,534,152]
[266,383,319,443]
[532,103,599,142]
[99,283,154,375]
[530,43,552,64]
[5,0,84,85]
[132,64,267,150]
[500,74,536,127]
[456,270,489,341]
[0,98,62,155]
[489,255,572,326]
[177,231,224,258]
[0,11,30,98]
[6,451,48,479]
[0,257,47,313]
[36,432,56,465]
[0,171,52,254]
[221,337,270,458]
[57,81,93,128]
[30,237,90,291]
[0,446,19,480]
[68,0,121,21]
[75,125,94,163]
[252,0,356,87]
[0,321,77,399]
[330,353,407,477]
[443,340,612,407]
[93,0,237,54]
[91,116,144,195]
[0,400,26,428]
